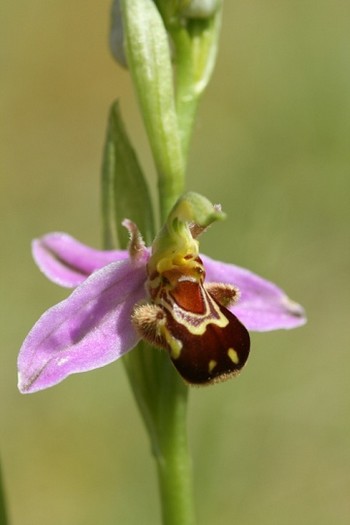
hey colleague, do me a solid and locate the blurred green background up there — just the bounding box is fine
[1,1,349,524]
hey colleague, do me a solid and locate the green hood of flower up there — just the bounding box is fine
[148,192,226,275]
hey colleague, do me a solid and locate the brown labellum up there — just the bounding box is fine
[132,256,250,385]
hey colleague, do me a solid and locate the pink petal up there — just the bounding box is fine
[32,233,129,288]
[202,254,306,332]
[18,259,148,393]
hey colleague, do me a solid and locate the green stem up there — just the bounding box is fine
[158,170,185,224]
[155,362,195,525]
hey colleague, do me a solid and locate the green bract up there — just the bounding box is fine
[101,101,155,248]
[121,0,185,218]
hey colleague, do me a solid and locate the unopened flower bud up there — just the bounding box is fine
[109,0,127,68]
[181,0,221,19]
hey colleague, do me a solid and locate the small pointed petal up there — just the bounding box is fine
[18,259,148,393]
[202,254,306,331]
[32,233,129,287]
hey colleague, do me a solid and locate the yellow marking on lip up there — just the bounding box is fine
[208,360,217,373]
[168,336,183,360]
[162,292,229,336]
[227,348,239,364]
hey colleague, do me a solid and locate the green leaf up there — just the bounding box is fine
[101,100,155,248]
[101,100,160,447]
[120,0,185,219]
[0,461,9,525]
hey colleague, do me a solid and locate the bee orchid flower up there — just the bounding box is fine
[18,193,306,393]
